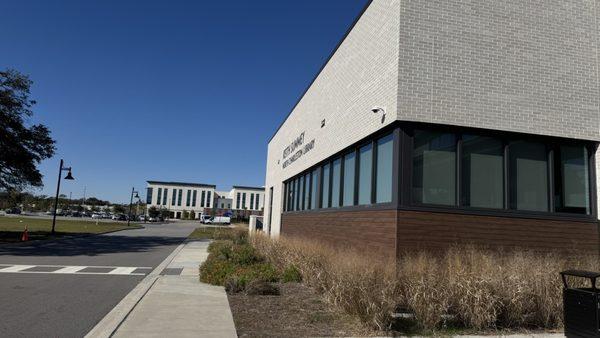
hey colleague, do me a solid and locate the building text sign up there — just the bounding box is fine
[282,132,315,169]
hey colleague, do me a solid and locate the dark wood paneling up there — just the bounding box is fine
[397,210,600,254]
[281,209,397,257]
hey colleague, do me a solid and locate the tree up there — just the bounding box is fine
[0,69,55,191]
[148,206,160,218]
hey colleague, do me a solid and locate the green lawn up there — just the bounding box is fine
[188,226,237,240]
[0,216,141,243]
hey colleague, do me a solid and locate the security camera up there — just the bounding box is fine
[371,106,385,114]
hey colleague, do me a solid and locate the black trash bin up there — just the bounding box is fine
[561,270,600,337]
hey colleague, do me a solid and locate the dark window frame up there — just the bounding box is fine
[281,121,596,221]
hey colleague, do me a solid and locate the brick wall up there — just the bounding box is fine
[397,0,600,141]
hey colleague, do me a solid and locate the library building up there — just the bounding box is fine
[263,0,600,257]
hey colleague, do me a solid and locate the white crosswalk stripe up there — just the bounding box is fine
[0,264,152,276]
[0,265,36,272]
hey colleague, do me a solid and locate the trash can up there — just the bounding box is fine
[560,270,600,337]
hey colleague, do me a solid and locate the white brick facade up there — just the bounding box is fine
[265,0,600,235]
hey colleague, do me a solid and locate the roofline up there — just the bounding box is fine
[267,0,374,144]
[146,181,217,188]
[232,186,265,191]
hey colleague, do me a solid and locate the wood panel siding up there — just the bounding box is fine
[397,210,600,254]
[281,209,397,258]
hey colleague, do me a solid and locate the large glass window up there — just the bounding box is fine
[206,191,212,208]
[177,189,183,206]
[298,176,305,210]
[201,191,206,207]
[311,168,319,210]
[376,134,393,203]
[304,173,311,210]
[186,190,191,207]
[509,140,548,212]
[146,188,153,205]
[413,130,457,205]
[321,163,330,208]
[554,145,590,214]
[192,190,197,207]
[358,143,373,205]
[163,189,168,205]
[342,152,356,206]
[250,194,255,210]
[172,189,177,206]
[156,188,162,206]
[331,159,341,207]
[462,135,504,209]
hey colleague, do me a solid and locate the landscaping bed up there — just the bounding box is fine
[199,229,587,336]
[0,216,140,243]
[228,282,370,337]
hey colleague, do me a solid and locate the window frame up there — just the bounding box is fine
[280,122,596,221]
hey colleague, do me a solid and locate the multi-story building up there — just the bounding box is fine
[264,0,600,256]
[146,181,264,219]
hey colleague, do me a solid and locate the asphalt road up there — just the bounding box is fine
[0,222,196,338]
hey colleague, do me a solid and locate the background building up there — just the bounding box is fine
[264,0,600,255]
[146,181,264,219]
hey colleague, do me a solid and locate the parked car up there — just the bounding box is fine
[138,215,146,222]
[70,211,82,217]
[5,207,22,215]
[148,216,164,222]
[91,213,102,219]
[203,216,231,225]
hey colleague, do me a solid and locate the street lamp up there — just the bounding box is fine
[127,187,139,226]
[52,159,74,235]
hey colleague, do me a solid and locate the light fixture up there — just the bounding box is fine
[64,170,74,180]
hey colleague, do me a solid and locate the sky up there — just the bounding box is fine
[1,0,369,203]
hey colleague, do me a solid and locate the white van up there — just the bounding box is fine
[202,215,231,225]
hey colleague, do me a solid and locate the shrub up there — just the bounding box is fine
[200,256,236,285]
[207,240,233,259]
[231,244,263,266]
[250,233,599,333]
[281,265,302,283]
[245,279,280,295]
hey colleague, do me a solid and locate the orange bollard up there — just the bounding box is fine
[21,225,29,242]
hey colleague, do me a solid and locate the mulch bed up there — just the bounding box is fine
[227,282,375,337]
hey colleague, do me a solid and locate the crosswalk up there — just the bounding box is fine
[0,264,152,276]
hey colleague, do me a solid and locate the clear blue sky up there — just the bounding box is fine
[2,0,368,203]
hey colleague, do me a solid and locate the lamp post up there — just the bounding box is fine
[52,159,75,235]
[127,187,139,226]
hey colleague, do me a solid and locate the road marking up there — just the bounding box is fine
[0,264,152,276]
[0,265,36,272]
[54,266,85,274]
[109,267,137,275]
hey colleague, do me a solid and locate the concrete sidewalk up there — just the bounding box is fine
[91,240,237,338]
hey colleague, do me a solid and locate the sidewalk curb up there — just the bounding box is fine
[84,240,188,338]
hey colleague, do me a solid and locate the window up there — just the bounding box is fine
[304,173,310,210]
[311,167,319,209]
[342,152,356,206]
[206,191,212,208]
[146,188,153,204]
[163,189,168,205]
[177,189,183,206]
[255,194,260,210]
[554,145,590,214]
[331,159,341,207]
[376,134,393,203]
[192,190,197,207]
[298,176,305,210]
[294,179,300,210]
[242,193,246,209]
[321,163,330,208]
[358,143,373,205]
[509,140,548,212]
[201,191,206,207]
[461,135,504,209]
[172,189,177,206]
[236,192,241,209]
[186,190,191,207]
[250,194,255,210]
[413,130,457,206]
[156,188,162,205]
